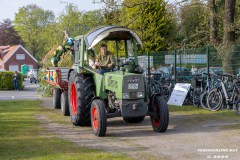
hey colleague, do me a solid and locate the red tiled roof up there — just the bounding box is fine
[2,45,20,60]
[0,45,10,60]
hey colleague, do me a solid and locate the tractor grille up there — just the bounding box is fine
[129,92,137,99]
[108,79,118,88]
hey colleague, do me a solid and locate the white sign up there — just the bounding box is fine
[167,83,191,106]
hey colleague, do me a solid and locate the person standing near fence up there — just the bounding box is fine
[191,65,198,75]
[12,71,18,91]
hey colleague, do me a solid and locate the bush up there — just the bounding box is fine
[36,69,54,97]
[23,74,27,80]
[0,71,23,90]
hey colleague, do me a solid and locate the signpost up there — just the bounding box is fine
[167,83,191,106]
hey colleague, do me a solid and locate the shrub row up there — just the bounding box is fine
[0,71,23,90]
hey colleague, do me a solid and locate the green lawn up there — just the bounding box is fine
[0,100,131,160]
[169,105,240,127]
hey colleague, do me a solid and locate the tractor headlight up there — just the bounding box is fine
[123,93,130,99]
[137,92,144,98]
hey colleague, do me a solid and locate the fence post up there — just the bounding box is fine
[147,52,150,97]
[206,46,210,90]
[115,41,119,67]
[207,46,210,78]
[174,49,177,84]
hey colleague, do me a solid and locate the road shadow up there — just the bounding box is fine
[104,113,240,137]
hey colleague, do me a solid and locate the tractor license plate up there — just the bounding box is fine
[128,83,138,89]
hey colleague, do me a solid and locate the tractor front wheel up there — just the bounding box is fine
[150,96,169,132]
[91,99,107,137]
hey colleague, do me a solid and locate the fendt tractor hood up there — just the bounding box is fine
[85,26,143,49]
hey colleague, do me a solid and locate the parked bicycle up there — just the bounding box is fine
[207,74,240,111]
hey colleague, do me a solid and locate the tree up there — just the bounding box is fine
[120,0,173,53]
[178,0,210,48]
[208,0,237,74]
[57,3,105,38]
[57,3,84,37]
[0,19,23,46]
[14,4,55,59]
[80,10,105,34]
[101,0,122,25]
[235,0,240,43]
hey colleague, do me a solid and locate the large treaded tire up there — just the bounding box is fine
[124,116,145,123]
[91,99,107,137]
[68,72,94,126]
[150,96,169,132]
[61,91,70,116]
[53,88,61,109]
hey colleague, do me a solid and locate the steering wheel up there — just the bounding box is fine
[124,59,143,73]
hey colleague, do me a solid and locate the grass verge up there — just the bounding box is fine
[0,100,131,160]
[169,105,240,127]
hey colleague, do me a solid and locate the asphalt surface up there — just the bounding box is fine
[0,78,48,101]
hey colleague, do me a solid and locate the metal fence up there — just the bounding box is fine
[145,45,240,84]
[42,45,240,82]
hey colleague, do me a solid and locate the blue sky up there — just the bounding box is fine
[0,0,105,21]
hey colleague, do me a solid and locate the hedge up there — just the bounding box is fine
[0,71,23,90]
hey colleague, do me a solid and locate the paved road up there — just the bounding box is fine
[0,78,43,100]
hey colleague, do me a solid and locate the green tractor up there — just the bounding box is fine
[67,26,169,136]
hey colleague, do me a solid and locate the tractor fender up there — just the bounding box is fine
[91,96,105,104]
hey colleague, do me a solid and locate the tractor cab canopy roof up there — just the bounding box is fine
[85,26,142,49]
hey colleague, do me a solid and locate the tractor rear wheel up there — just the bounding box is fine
[68,72,94,126]
[124,116,145,123]
[91,99,107,137]
[61,91,70,116]
[150,96,169,132]
[53,88,61,109]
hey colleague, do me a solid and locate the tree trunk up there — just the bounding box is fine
[208,0,218,45]
[223,0,236,45]
[221,0,236,74]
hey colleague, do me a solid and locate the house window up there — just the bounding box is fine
[16,54,25,60]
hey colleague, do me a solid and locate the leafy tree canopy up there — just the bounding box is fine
[120,0,175,53]
[14,4,55,59]
[0,19,23,46]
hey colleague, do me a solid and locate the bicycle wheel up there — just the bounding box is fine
[185,88,194,104]
[200,91,209,110]
[207,89,223,111]
[150,82,157,95]
[154,80,162,94]
[235,99,240,115]
[162,85,171,99]
[193,88,201,107]
[231,93,238,110]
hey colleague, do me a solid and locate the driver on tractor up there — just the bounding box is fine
[94,43,116,74]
